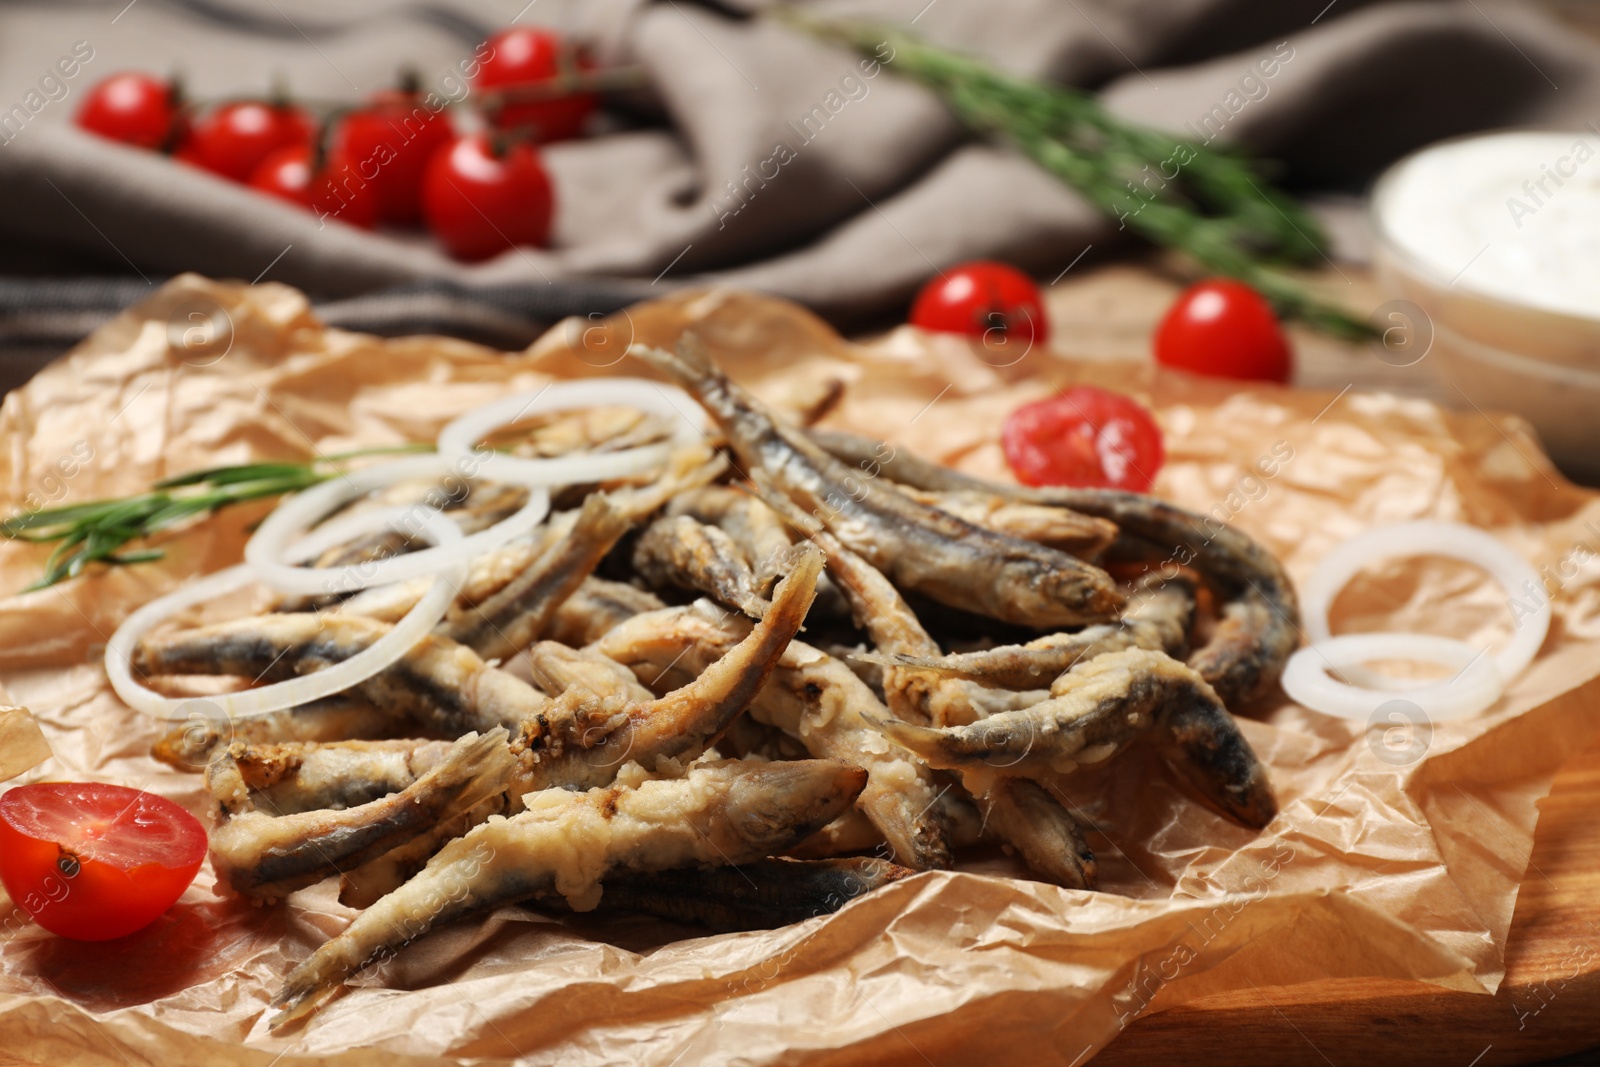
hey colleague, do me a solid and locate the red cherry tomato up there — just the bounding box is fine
[475,27,597,142]
[76,73,183,151]
[909,261,1050,357]
[180,101,315,182]
[332,91,454,225]
[1153,279,1291,382]
[1002,386,1164,491]
[0,782,206,941]
[249,144,378,229]
[422,133,553,261]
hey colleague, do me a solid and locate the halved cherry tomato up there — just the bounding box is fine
[909,261,1050,356]
[250,143,379,229]
[180,101,315,182]
[332,89,454,225]
[422,133,553,261]
[1153,279,1292,382]
[76,73,184,151]
[0,782,206,941]
[1002,386,1164,491]
[475,27,597,142]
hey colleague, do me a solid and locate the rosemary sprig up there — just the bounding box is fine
[1,445,429,591]
[786,16,1373,340]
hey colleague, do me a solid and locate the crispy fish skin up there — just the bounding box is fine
[545,577,668,647]
[132,613,551,737]
[208,729,515,901]
[525,641,656,705]
[809,428,1298,706]
[896,487,1118,559]
[205,738,454,816]
[270,757,868,1026]
[525,545,823,790]
[863,574,1196,691]
[633,513,771,618]
[437,491,632,660]
[550,857,913,932]
[596,603,954,871]
[151,696,397,771]
[879,648,1277,829]
[632,341,1123,628]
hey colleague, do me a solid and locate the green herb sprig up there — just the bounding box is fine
[785,15,1373,340]
[1,445,428,591]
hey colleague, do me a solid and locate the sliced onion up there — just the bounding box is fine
[434,378,708,487]
[1281,633,1504,722]
[106,507,466,720]
[1301,520,1549,689]
[244,454,550,597]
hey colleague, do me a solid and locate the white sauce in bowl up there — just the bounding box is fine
[1375,131,1600,320]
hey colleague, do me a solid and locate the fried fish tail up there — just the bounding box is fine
[980,777,1097,890]
[270,757,867,1027]
[209,728,515,901]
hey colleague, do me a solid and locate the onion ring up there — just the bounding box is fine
[1281,633,1504,722]
[434,378,708,487]
[244,454,550,597]
[1301,520,1549,689]
[106,506,465,720]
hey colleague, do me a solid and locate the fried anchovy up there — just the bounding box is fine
[633,513,772,618]
[632,340,1123,627]
[878,648,1278,829]
[205,737,454,816]
[545,577,668,647]
[335,550,826,906]
[809,428,1298,706]
[596,600,954,871]
[132,613,551,737]
[209,729,515,901]
[753,488,1101,888]
[544,857,912,932]
[525,641,655,704]
[436,491,633,660]
[151,696,398,771]
[270,757,868,1027]
[861,574,1196,691]
[896,487,1118,559]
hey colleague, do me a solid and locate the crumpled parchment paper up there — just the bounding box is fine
[0,276,1597,1066]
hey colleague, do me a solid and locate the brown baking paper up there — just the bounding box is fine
[1,276,1598,1066]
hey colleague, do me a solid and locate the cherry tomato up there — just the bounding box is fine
[1153,279,1292,383]
[909,261,1050,356]
[0,782,206,941]
[1002,386,1164,491]
[332,90,454,225]
[76,73,184,151]
[180,101,315,182]
[249,143,378,229]
[422,133,553,261]
[475,27,596,142]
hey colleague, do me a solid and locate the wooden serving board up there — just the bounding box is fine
[1095,731,1600,1066]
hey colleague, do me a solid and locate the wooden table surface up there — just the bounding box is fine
[1046,262,1600,1065]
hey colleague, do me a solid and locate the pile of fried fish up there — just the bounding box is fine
[137,340,1295,1025]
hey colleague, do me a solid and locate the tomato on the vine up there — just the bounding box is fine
[332,89,454,225]
[1002,386,1164,491]
[909,261,1050,355]
[76,73,184,151]
[422,133,553,261]
[1153,279,1291,382]
[475,27,596,142]
[0,782,206,941]
[249,144,378,229]
[180,101,315,182]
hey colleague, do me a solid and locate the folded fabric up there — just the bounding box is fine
[0,0,1596,324]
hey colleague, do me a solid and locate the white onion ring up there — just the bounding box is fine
[1281,633,1504,722]
[106,507,465,720]
[244,454,550,597]
[1301,520,1549,689]
[434,378,708,487]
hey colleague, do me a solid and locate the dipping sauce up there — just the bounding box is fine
[1377,131,1600,318]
